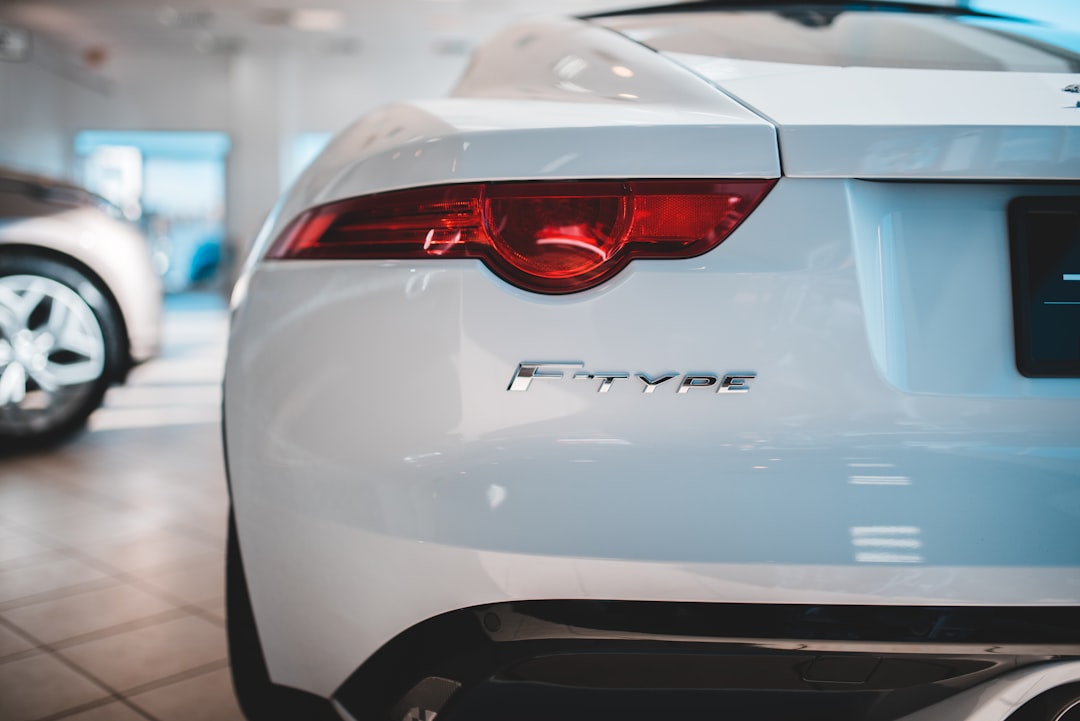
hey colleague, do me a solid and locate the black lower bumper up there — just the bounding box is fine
[332,601,1080,721]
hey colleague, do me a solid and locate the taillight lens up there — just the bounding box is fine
[266,179,775,294]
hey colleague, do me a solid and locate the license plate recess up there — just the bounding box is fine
[1009,196,1080,377]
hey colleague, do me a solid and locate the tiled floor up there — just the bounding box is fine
[0,293,244,721]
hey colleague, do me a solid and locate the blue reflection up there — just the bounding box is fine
[970,0,1080,33]
[962,9,1080,55]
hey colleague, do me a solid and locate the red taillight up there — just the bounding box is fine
[266,179,776,294]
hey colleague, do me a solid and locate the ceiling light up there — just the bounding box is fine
[159,7,212,28]
[290,9,345,32]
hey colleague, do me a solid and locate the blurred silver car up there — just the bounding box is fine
[0,168,161,446]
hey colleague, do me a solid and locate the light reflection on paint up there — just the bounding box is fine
[851,526,924,564]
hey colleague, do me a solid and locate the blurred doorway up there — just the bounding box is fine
[75,130,231,294]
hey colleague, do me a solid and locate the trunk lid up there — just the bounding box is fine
[668,58,1080,179]
[595,7,1080,180]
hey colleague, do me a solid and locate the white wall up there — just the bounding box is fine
[224,48,464,256]
[98,52,233,132]
[0,33,466,264]
[0,33,111,177]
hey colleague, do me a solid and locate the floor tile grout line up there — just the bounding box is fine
[7,506,227,551]
[29,608,193,653]
[2,610,231,721]
[39,602,223,651]
[0,562,226,646]
[116,657,230,700]
[65,555,227,626]
[0,462,230,552]
[4,500,227,553]
[194,595,226,616]
[30,694,159,721]
[115,697,162,721]
[0,549,73,575]
[0,524,229,668]
[0,615,48,665]
[176,597,227,629]
[0,473,130,516]
[1,562,227,645]
[0,646,46,665]
[0,514,226,616]
[0,615,160,721]
[0,530,68,551]
[0,578,123,614]
[37,659,232,721]
[117,572,228,629]
[98,566,225,626]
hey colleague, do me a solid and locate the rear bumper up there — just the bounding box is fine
[225,177,1080,696]
[231,501,1080,696]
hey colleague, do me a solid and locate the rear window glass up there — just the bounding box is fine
[597,9,1080,72]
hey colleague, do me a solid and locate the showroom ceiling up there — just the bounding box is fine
[0,0,652,63]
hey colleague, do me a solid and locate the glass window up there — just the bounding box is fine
[598,8,1080,72]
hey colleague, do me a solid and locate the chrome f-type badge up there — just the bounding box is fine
[506,362,584,392]
[508,362,755,394]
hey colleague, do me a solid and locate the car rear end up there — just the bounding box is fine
[224,4,1080,720]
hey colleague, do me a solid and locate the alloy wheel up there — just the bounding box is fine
[0,274,107,436]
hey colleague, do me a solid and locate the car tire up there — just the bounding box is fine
[0,253,124,448]
[226,510,340,721]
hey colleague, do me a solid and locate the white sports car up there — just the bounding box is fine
[0,169,161,447]
[224,3,1080,720]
